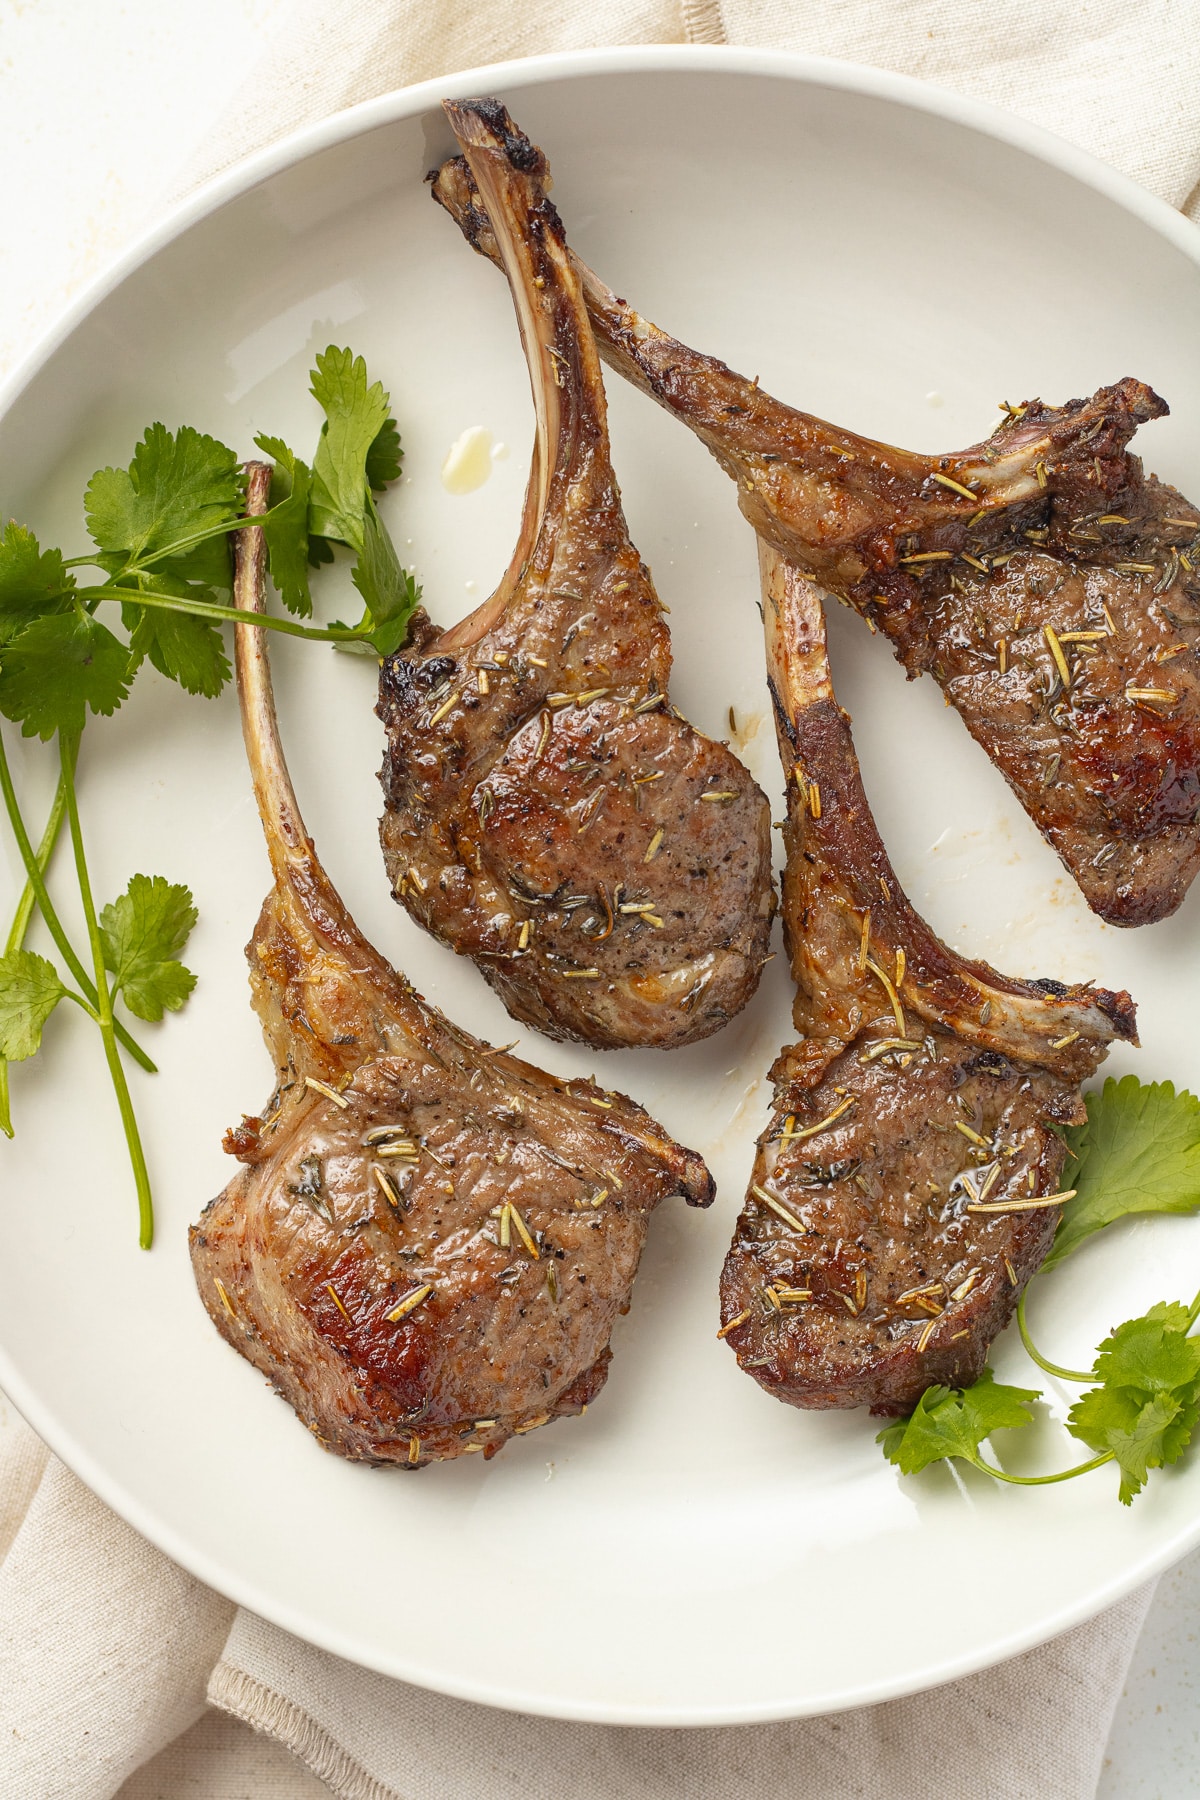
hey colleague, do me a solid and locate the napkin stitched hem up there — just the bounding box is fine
[209,1662,399,1800]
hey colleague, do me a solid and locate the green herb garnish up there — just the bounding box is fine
[1067,1300,1200,1503]
[1045,1076,1200,1269]
[0,346,421,1244]
[876,1369,1040,1476]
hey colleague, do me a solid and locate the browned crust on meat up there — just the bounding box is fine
[190,461,714,1469]
[433,139,1200,927]
[384,102,774,1050]
[717,550,1134,1416]
[192,1051,700,1463]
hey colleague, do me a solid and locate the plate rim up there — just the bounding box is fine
[2,42,1199,1725]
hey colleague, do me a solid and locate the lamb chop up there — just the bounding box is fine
[433,138,1200,928]
[716,544,1137,1416]
[377,99,773,1053]
[189,463,714,1468]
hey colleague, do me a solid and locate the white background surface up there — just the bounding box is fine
[0,1,1196,1790]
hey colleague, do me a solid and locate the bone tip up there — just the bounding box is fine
[686,1161,717,1209]
[244,459,272,508]
[1095,986,1139,1043]
[441,96,546,179]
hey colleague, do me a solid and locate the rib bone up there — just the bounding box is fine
[189,464,714,1468]
[716,545,1136,1415]
[378,99,774,1052]
[433,138,1200,928]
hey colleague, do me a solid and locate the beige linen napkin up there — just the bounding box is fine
[0,1402,1161,1800]
[178,0,1200,217]
[5,3,1200,1796]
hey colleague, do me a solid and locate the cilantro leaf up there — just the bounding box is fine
[877,1368,1039,1475]
[350,494,419,639]
[1070,1389,1192,1505]
[118,575,231,698]
[99,874,197,1022]
[1045,1076,1200,1269]
[1067,1302,1200,1503]
[253,435,313,617]
[301,347,419,651]
[126,606,230,699]
[84,424,241,584]
[0,950,67,1060]
[308,347,392,551]
[1072,1310,1200,1504]
[1091,1301,1200,1392]
[364,416,402,491]
[0,523,74,646]
[0,612,132,738]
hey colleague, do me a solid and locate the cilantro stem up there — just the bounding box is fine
[5,769,66,956]
[0,729,155,1074]
[61,987,100,1022]
[77,585,369,644]
[1187,1284,1200,1332]
[60,732,154,1249]
[61,495,297,573]
[0,770,68,1136]
[1016,1292,1094,1384]
[970,1449,1114,1486]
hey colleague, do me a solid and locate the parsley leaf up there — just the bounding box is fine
[877,1368,1039,1474]
[0,523,74,646]
[1045,1077,1200,1269]
[308,347,392,550]
[1067,1303,1200,1503]
[99,874,197,1022]
[252,435,313,617]
[0,950,67,1060]
[0,613,132,739]
[85,424,242,586]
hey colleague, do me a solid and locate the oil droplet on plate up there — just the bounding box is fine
[442,425,494,493]
[925,390,944,408]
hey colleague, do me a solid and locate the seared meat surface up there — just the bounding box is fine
[379,100,773,1053]
[434,141,1200,927]
[190,465,713,1469]
[717,546,1137,1416]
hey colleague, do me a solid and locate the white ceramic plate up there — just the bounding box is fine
[2,47,1199,1725]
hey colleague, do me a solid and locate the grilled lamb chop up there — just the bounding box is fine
[377,99,773,1052]
[433,140,1200,928]
[716,544,1136,1416]
[189,463,714,1468]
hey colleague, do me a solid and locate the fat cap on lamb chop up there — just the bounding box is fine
[433,134,1200,929]
[377,98,774,1053]
[189,463,714,1469]
[717,544,1136,1417]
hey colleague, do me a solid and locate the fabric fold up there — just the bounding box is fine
[205,1584,1156,1800]
[0,1403,234,1800]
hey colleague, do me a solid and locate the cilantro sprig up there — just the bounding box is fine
[880,1077,1200,1506]
[0,347,421,1244]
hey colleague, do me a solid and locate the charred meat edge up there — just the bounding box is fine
[716,544,1135,1416]
[189,463,713,1468]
